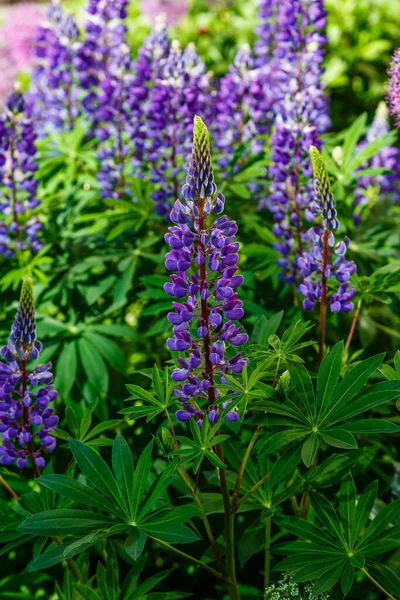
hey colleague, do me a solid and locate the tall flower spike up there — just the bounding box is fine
[388,48,400,127]
[0,278,58,470]
[310,145,338,231]
[182,115,217,202]
[165,117,248,426]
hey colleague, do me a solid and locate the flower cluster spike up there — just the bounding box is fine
[310,145,338,231]
[182,115,217,202]
[0,86,43,257]
[164,117,248,426]
[388,48,400,127]
[354,102,400,224]
[0,278,58,469]
[297,148,357,313]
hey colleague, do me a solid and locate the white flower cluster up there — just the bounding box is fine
[265,573,331,600]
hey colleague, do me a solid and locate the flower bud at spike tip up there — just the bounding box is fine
[309,145,339,231]
[182,116,217,203]
[9,277,37,357]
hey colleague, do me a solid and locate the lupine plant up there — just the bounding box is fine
[0,0,399,598]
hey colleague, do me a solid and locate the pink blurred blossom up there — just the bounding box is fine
[2,2,44,70]
[141,0,188,26]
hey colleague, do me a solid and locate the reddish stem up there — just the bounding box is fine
[318,230,330,365]
[21,360,41,478]
[345,300,361,351]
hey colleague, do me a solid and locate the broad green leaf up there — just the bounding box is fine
[39,474,118,515]
[20,509,114,536]
[334,381,400,421]
[320,353,385,424]
[316,342,343,413]
[366,561,400,596]
[319,428,358,450]
[29,542,71,571]
[70,439,128,516]
[339,474,356,546]
[142,506,199,527]
[312,561,345,595]
[275,516,341,549]
[112,435,135,518]
[133,569,175,599]
[301,434,319,468]
[142,523,199,544]
[267,446,301,489]
[72,584,101,600]
[256,429,308,456]
[341,561,355,595]
[84,331,128,374]
[125,528,147,561]
[341,419,400,434]
[120,555,147,600]
[292,558,345,583]
[356,498,400,551]
[131,440,154,520]
[309,492,346,545]
[350,480,378,547]
[137,460,177,521]
[288,361,315,418]
[55,342,77,399]
[78,338,109,395]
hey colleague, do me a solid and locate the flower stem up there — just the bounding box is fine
[318,229,330,365]
[263,517,272,597]
[232,429,260,511]
[345,298,362,351]
[361,567,399,600]
[147,534,227,582]
[21,360,41,479]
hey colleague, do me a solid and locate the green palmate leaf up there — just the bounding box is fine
[99,545,119,600]
[312,561,345,595]
[131,440,154,520]
[274,516,340,549]
[120,555,147,600]
[38,474,118,515]
[334,380,400,421]
[292,558,345,583]
[112,435,135,518]
[309,492,346,545]
[78,338,109,395]
[319,353,385,423]
[257,429,308,456]
[55,342,77,398]
[84,331,128,375]
[366,561,400,596]
[341,419,400,434]
[339,474,356,546]
[72,584,101,600]
[350,480,378,547]
[267,446,301,489]
[341,561,355,595]
[288,361,315,417]
[125,528,147,561]
[133,569,176,599]
[301,434,319,467]
[20,509,115,536]
[356,498,400,551]
[319,428,358,449]
[316,342,343,412]
[63,530,110,559]
[29,542,71,571]
[137,460,177,521]
[69,439,128,516]
[142,522,199,544]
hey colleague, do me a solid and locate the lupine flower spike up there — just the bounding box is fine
[388,48,400,127]
[0,85,43,257]
[0,277,58,473]
[164,116,248,426]
[298,147,356,362]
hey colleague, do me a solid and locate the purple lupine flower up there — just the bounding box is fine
[298,147,356,313]
[130,16,170,170]
[213,45,260,170]
[28,0,80,134]
[75,0,129,119]
[145,40,212,215]
[0,277,58,471]
[165,116,247,425]
[254,0,280,67]
[388,48,400,127]
[0,86,43,257]
[354,102,400,223]
[259,0,330,284]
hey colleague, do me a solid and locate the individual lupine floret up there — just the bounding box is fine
[164,116,248,425]
[297,147,356,313]
[146,40,212,215]
[388,48,400,127]
[29,0,80,134]
[354,102,400,223]
[259,0,330,284]
[0,86,43,257]
[0,277,58,471]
